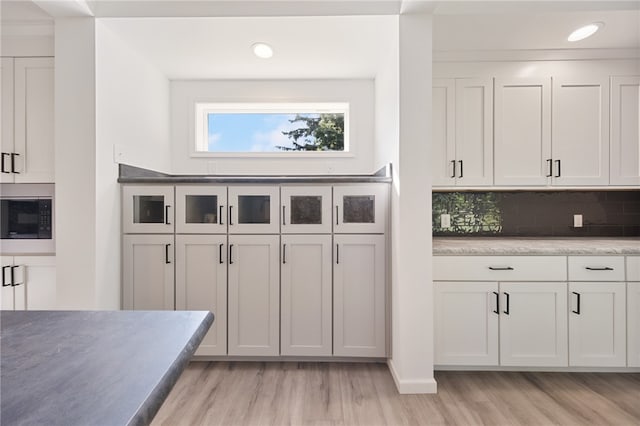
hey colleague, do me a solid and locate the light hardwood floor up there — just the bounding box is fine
[153,362,640,426]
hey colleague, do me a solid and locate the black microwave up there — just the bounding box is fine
[0,184,54,254]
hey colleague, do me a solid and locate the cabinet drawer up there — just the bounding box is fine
[433,256,566,281]
[568,256,625,281]
[626,257,640,282]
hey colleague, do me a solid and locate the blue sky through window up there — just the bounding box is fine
[207,113,320,152]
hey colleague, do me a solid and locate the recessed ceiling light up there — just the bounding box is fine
[252,42,273,59]
[568,22,604,42]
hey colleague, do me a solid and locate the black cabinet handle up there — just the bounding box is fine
[585,266,613,271]
[229,244,234,264]
[503,292,510,315]
[1,153,9,173]
[10,265,20,286]
[489,266,514,271]
[450,160,456,178]
[165,205,171,225]
[493,291,500,315]
[165,244,171,264]
[2,265,10,286]
[335,206,339,225]
[219,206,224,225]
[229,206,233,226]
[546,159,553,177]
[336,244,339,264]
[219,243,224,264]
[458,160,463,178]
[283,244,286,264]
[11,153,19,174]
[572,292,581,315]
[283,206,286,226]
[554,159,561,178]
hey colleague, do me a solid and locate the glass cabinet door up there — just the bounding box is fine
[281,186,332,234]
[122,185,174,233]
[176,186,227,234]
[228,186,280,234]
[333,185,388,234]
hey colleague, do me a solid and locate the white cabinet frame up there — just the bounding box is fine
[333,185,388,234]
[228,186,280,234]
[175,186,227,234]
[122,186,175,234]
[610,76,640,186]
[281,186,332,234]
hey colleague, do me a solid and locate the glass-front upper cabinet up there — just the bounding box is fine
[333,185,388,234]
[228,186,280,234]
[281,186,332,234]
[122,185,174,233]
[175,186,227,234]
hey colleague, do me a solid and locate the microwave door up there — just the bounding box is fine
[1,200,41,239]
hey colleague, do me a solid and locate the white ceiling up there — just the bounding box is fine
[100,16,398,79]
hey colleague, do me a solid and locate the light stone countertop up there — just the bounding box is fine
[433,237,640,255]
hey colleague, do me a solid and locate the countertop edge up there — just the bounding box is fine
[128,311,215,426]
[432,238,640,256]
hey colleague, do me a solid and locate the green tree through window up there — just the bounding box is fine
[278,113,344,151]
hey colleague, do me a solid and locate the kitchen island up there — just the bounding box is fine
[433,237,640,255]
[0,310,213,426]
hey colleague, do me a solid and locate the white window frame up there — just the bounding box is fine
[193,102,351,158]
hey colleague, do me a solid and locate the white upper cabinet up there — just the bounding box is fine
[333,185,388,234]
[610,76,640,186]
[228,186,280,234]
[281,186,332,234]
[122,186,175,234]
[1,58,55,183]
[432,78,493,187]
[552,77,610,186]
[494,78,552,186]
[175,186,227,234]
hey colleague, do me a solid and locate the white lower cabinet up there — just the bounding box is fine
[499,282,568,367]
[434,282,499,365]
[227,235,280,356]
[333,234,386,357]
[175,235,227,356]
[122,235,174,310]
[628,282,640,367]
[568,282,626,367]
[280,235,332,356]
[1,256,56,310]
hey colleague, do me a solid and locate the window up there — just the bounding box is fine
[195,102,349,155]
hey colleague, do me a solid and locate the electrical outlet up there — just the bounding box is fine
[441,214,451,229]
[573,214,583,228]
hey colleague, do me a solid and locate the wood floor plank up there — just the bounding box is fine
[152,362,640,426]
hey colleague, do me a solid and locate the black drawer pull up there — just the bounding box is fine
[546,159,553,177]
[165,205,171,225]
[11,153,19,174]
[585,266,613,271]
[554,159,561,178]
[219,243,224,264]
[458,160,463,178]
[503,292,510,315]
[572,292,581,315]
[2,265,11,286]
[165,244,171,264]
[229,244,234,264]
[1,153,9,173]
[489,266,514,271]
[450,160,456,178]
[219,206,224,225]
[493,291,499,315]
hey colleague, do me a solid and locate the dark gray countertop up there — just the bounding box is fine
[0,310,214,426]
[117,163,393,184]
[433,237,640,255]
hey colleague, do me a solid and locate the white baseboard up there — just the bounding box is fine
[387,359,438,394]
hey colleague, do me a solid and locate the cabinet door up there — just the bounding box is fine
[552,77,610,186]
[455,78,493,186]
[610,76,640,186]
[176,235,227,356]
[628,282,640,367]
[432,79,456,186]
[281,235,332,356]
[1,58,14,183]
[434,282,499,366]
[175,186,227,234]
[14,256,56,310]
[122,185,175,234]
[333,185,388,234]
[1,256,15,310]
[281,186,332,234]
[334,234,386,357]
[499,282,568,367]
[228,186,280,234]
[569,282,626,367]
[14,58,54,183]
[122,234,174,310]
[494,78,552,186]
[227,235,279,356]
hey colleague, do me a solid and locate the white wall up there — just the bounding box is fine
[384,13,436,394]
[54,18,97,309]
[94,20,171,310]
[171,79,375,175]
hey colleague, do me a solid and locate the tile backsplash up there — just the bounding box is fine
[433,191,640,237]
